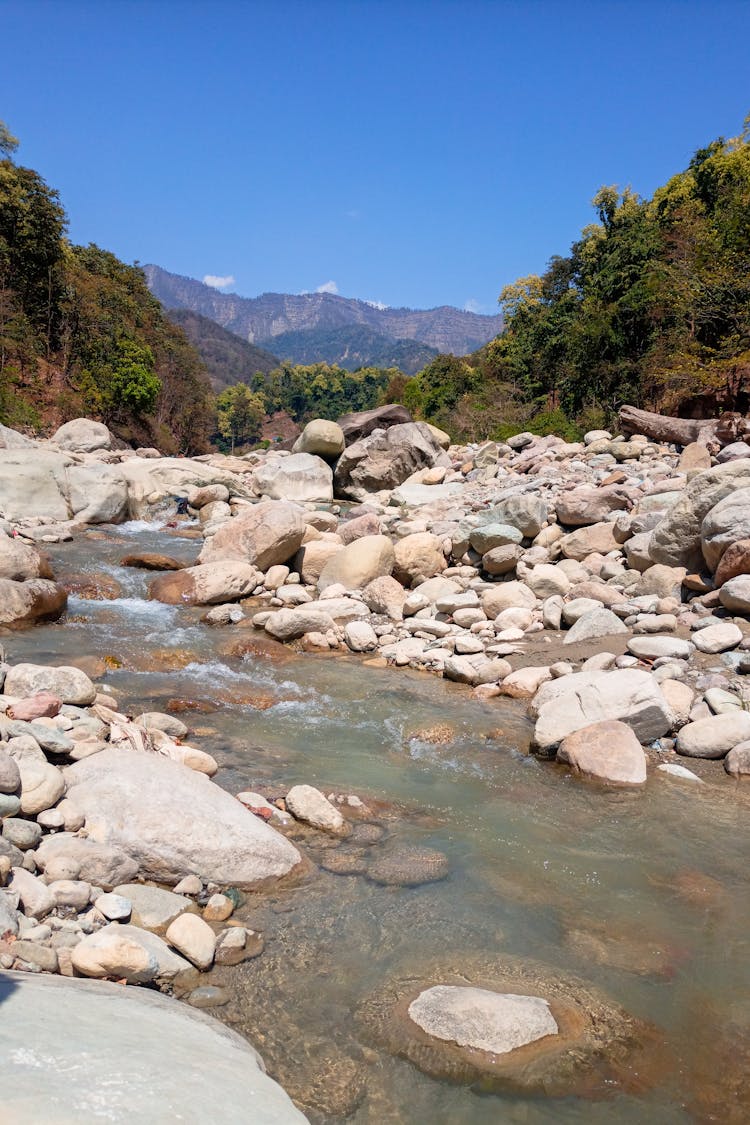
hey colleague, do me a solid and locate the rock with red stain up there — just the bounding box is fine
[7,692,62,722]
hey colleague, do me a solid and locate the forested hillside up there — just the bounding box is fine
[0,124,213,452]
[167,309,280,390]
[407,117,750,440]
[266,323,438,375]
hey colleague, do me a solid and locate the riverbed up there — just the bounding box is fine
[7,521,750,1123]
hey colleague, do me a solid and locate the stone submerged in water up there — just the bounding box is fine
[408,986,558,1055]
[366,845,450,887]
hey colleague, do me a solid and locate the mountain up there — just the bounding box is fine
[144,265,503,364]
[268,324,438,375]
[166,309,280,391]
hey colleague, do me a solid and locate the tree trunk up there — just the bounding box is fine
[618,404,750,448]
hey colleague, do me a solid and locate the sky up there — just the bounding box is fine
[2,0,749,314]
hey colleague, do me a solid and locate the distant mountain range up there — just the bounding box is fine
[145,265,503,375]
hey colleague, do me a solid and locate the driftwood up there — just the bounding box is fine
[618,405,750,448]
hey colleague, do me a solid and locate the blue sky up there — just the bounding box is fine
[2,0,749,313]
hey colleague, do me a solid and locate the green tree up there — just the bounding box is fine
[0,120,19,160]
[216,383,265,451]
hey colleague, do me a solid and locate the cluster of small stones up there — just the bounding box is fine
[0,659,376,993]
[154,414,750,789]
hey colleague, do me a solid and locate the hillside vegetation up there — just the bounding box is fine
[167,309,280,390]
[407,117,750,441]
[0,125,213,451]
[264,323,438,375]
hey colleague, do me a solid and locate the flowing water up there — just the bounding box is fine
[7,522,750,1123]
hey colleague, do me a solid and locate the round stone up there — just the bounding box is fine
[408,986,558,1055]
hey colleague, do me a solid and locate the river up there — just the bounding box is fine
[7,521,750,1123]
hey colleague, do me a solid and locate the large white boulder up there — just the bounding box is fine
[253,453,333,503]
[198,501,306,569]
[0,971,307,1124]
[532,669,671,752]
[293,418,345,458]
[52,418,113,452]
[0,450,72,521]
[650,461,750,570]
[318,534,395,591]
[63,748,302,888]
[67,463,128,524]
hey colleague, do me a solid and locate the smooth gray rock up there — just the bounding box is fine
[408,985,558,1055]
[254,453,333,503]
[564,608,628,645]
[649,461,750,570]
[113,883,192,929]
[4,663,96,706]
[0,971,308,1123]
[676,712,750,759]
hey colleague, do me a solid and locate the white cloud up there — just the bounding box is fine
[364,299,388,310]
[464,298,484,314]
[316,280,339,295]
[203,274,235,290]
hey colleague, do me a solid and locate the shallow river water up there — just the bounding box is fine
[7,522,750,1123]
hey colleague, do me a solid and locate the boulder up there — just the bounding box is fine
[649,461,750,570]
[52,418,113,452]
[0,449,72,521]
[0,423,35,449]
[165,913,216,970]
[63,748,301,888]
[719,574,750,614]
[149,561,260,606]
[481,581,536,617]
[117,457,256,520]
[407,986,558,1055]
[563,608,628,645]
[338,513,382,544]
[253,453,333,503]
[700,487,750,573]
[692,622,743,654]
[559,523,620,561]
[4,663,96,705]
[264,607,336,641]
[555,486,630,527]
[6,735,66,814]
[67,463,128,524]
[556,720,647,785]
[285,784,348,835]
[198,501,306,569]
[344,620,378,651]
[6,692,61,722]
[8,867,55,917]
[714,538,750,587]
[35,833,139,888]
[188,484,230,508]
[293,419,345,458]
[0,749,21,794]
[724,742,750,776]
[333,422,447,497]
[294,539,343,584]
[0,971,306,1123]
[469,524,523,553]
[627,636,694,661]
[0,578,67,629]
[524,564,570,599]
[533,669,671,752]
[489,495,548,538]
[318,534,394,591]
[393,532,446,585]
[113,883,192,930]
[337,403,412,441]
[675,712,750,759]
[362,575,406,620]
[482,544,522,576]
[0,532,53,581]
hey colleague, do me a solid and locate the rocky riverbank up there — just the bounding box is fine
[2,405,750,1119]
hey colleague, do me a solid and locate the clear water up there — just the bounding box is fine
[7,523,750,1123]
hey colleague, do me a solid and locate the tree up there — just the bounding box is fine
[216,383,265,451]
[0,120,19,160]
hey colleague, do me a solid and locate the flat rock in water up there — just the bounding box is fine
[408,986,558,1055]
[366,846,450,887]
[63,748,301,888]
[0,971,307,1124]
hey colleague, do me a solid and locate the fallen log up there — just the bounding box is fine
[618,405,750,448]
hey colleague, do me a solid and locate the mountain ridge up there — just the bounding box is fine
[144,264,503,359]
